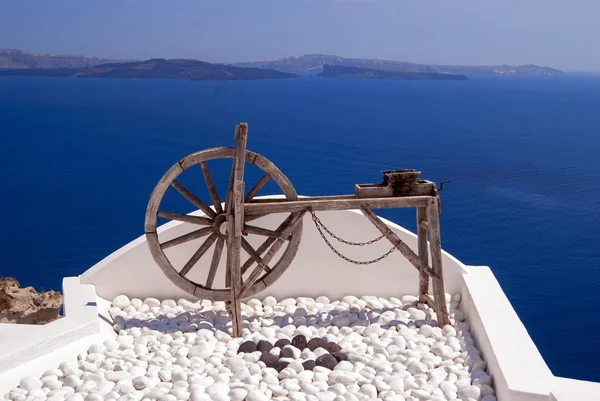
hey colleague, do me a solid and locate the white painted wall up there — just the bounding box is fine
[459,266,555,401]
[81,203,468,301]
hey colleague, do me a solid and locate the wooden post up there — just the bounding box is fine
[227,123,248,337]
[417,206,429,303]
[428,197,450,326]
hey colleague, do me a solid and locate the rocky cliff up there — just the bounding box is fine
[0,277,62,324]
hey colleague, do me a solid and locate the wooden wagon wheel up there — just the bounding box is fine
[144,146,303,301]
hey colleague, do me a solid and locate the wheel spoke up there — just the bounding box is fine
[158,211,213,226]
[241,237,272,273]
[240,213,295,274]
[245,173,271,202]
[206,237,225,289]
[200,161,223,214]
[179,233,218,277]
[240,239,277,296]
[240,212,304,274]
[243,224,281,238]
[240,211,305,296]
[171,180,217,219]
[162,227,213,249]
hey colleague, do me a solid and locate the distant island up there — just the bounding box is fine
[0,58,297,81]
[0,49,564,77]
[0,48,118,69]
[233,54,564,77]
[318,65,468,80]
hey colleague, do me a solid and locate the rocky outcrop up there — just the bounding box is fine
[0,277,62,324]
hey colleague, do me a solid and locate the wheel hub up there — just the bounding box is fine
[212,214,229,239]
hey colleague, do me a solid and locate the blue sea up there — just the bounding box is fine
[1,75,599,381]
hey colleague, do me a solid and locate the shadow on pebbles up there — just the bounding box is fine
[4,294,496,401]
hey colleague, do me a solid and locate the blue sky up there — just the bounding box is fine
[1,0,599,71]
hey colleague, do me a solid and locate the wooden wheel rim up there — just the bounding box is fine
[145,147,303,301]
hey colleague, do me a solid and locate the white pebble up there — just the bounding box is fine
[19,377,42,391]
[112,295,131,309]
[229,388,248,401]
[188,343,214,359]
[3,293,487,401]
[84,394,103,401]
[458,385,481,400]
[246,390,269,401]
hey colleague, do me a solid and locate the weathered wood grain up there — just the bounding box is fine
[240,213,296,274]
[228,123,249,337]
[157,211,213,226]
[145,163,184,233]
[355,181,436,198]
[417,206,429,302]
[226,216,242,336]
[242,224,281,238]
[179,233,218,277]
[245,173,271,202]
[245,196,430,215]
[161,227,213,249]
[146,231,197,294]
[240,210,306,297]
[428,197,450,326]
[171,180,217,219]
[247,195,356,203]
[360,206,440,280]
[206,237,224,289]
[200,161,223,214]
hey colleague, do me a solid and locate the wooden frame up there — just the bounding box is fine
[145,123,450,336]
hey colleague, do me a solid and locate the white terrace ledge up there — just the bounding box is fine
[0,277,113,394]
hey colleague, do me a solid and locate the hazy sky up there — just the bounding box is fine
[1,0,599,71]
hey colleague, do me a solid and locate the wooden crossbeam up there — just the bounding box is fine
[244,196,430,215]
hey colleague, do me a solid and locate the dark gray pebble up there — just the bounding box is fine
[302,360,316,371]
[274,339,291,349]
[315,354,338,370]
[279,347,294,359]
[259,351,278,366]
[332,352,349,362]
[307,338,327,351]
[272,361,288,372]
[291,334,307,350]
[325,342,342,353]
[238,341,257,354]
[257,340,273,352]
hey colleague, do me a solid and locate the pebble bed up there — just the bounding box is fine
[4,294,496,401]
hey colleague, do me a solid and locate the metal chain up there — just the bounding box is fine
[310,210,385,245]
[310,209,396,265]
